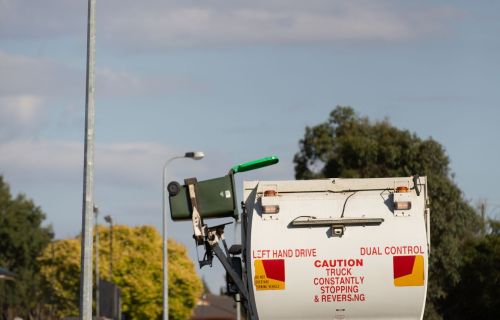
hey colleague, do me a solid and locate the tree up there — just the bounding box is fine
[38,238,81,318]
[441,218,500,319]
[294,106,482,319]
[39,225,203,320]
[0,176,54,319]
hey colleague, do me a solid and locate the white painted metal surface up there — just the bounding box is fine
[244,177,429,320]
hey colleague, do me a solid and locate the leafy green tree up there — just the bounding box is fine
[441,219,500,319]
[39,225,202,320]
[0,176,54,319]
[294,106,482,319]
[489,218,500,235]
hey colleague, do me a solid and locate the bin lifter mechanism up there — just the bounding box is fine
[184,177,250,303]
[169,156,280,319]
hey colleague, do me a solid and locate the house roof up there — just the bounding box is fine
[192,294,236,320]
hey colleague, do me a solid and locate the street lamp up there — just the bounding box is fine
[162,151,204,320]
[104,215,113,280]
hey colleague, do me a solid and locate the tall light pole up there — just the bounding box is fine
[104,215,113,280]
[80,0,97,319]
[162,151,204,320]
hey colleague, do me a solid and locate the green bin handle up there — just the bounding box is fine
[230,156,279,174]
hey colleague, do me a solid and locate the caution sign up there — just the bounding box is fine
[393,255,424,287]
[254,259,285,291]
[312,258,366,303]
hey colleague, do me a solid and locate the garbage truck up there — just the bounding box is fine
[167,156,430,319]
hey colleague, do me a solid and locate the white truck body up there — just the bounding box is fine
[243,177,430,320]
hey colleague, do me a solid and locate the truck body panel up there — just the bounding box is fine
[243,177,429,320]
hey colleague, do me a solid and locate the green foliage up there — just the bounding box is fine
[0,176,54,319]
[39,238,81,317]
[39,225,203,320]
[294,106,482,319]
[489,218,500,235]
[441,219,500,319]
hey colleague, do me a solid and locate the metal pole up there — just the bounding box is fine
[162,152,204,320]
[234,221,241,320]
[95,206,100,320]
[236,293,241,320]
[80,0,97,319]
[162,156,181,320]
[480,201,486,236]
[110,219,113,279]
[105,215,113,279]
[51,242,56,318]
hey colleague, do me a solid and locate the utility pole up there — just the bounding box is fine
[479,200,486,236]
[104,215,113,279]
[80,0,97,319]
[51,241,56,318]
[95,206,100,320]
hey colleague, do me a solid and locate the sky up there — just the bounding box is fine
[1,0,499,293]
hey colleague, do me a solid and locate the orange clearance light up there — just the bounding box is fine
[262,205,280,214]
[262,188,279,213]
[395,201,412,210]
[395,186,409,193]
[264,190,277,197]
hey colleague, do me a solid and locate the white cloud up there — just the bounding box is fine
[0,50,197,99]
[0,138,215,237]
[0,51,82,139]
[0,139,214,187]
[96,68,199,97]
[0,138,290,241]
[0,1,463,49]
[0,95,47,140]
[0,0,86,39]
[0,140,82,183]
[99,1,464,49]
[0,51,80,96]
[0,50,203,140]
[0,95,44,122]
[95,142,173,186]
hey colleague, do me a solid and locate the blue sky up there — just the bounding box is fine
[1,0,499,292]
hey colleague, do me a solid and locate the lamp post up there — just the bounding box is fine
[81,0,97,318]
[162,151,204,320]
[104,215,113,280]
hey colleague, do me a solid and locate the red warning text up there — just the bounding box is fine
[314,259,363,268]
[252,248,317,259]
[312,257,366,304]
[360,245,425,256]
